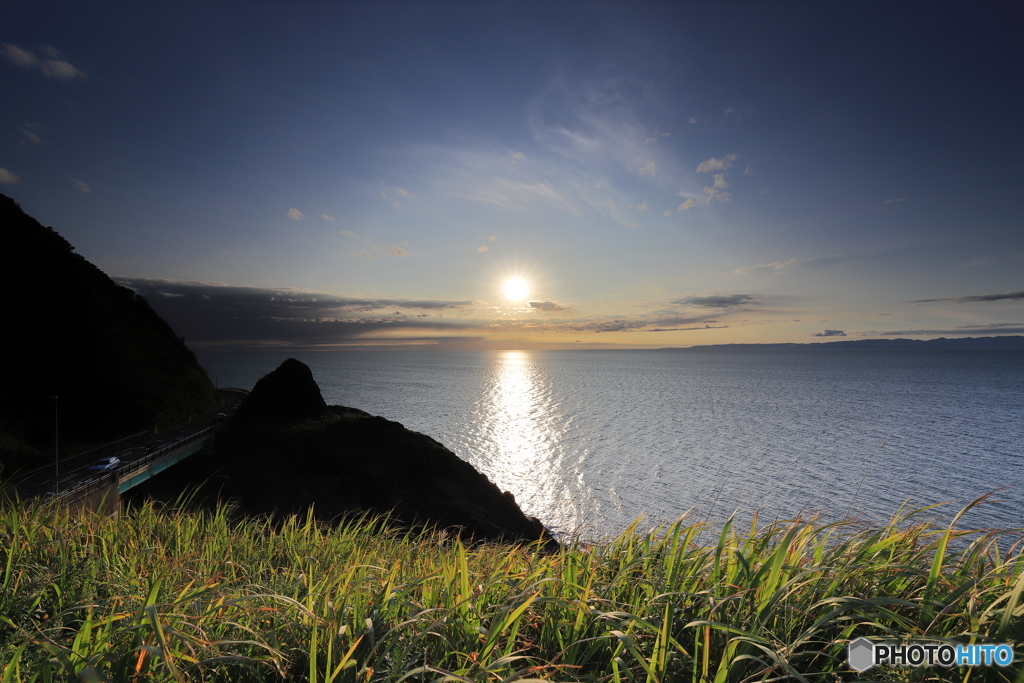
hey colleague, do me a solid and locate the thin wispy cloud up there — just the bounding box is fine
[813,329,846,337]
[404,76,700,230]
[72,179,91,193]
[734,256,823,275]
[287,208,303,220]
[19,126,41,144]
[650,324,727,332]
[3,44,86,80]
[0,168,20,184]
[908,291,1024,304]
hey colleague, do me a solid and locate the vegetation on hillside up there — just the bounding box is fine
[2,497,1021,682]
[0,194,220,471]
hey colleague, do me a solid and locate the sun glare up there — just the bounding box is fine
[503,277,529,301]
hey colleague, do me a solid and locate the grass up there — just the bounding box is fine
[1,496,1022,682]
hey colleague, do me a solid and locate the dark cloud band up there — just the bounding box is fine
[909,291,1024,304]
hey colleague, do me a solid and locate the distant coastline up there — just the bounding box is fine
[658,335,1024,352]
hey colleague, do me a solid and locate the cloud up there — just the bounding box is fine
[110,278,490,349]
[353,249,372,260]
[406,77,699,230]
[449,169,583,217]
[477,245,490,252]
[662,210,671,216]
[813,329,847,337]
[72,179,91,193]
[0,168,20,184]
[489,235,497,240]
[696,154,737,173]
[19,126,41,144]
[3,44,86,80]
[733,256,823,274]
[3,44,36,68]
[396,187,411,198]
[321,214,335,222]
[636,201,648,211]
[908,291,1024,304]
[687,117,697,125]
[702,174,731,202]
[671,293,757,308]
[677,198,696,211]
[388,246,408,257]
[529,300,571,312]
[287,208,303,220]
[339,230,354,237]
[647,325,729,331]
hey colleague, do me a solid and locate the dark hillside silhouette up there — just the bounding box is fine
[128,359,557,548]
[0,194,220,472]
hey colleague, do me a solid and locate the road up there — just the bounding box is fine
[14,389,246,499]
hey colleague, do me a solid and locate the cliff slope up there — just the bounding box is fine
[0,194,220,471]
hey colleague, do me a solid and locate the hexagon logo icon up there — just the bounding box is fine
[848,637,875,672]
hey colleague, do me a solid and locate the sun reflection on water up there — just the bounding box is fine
[479,351,574,532]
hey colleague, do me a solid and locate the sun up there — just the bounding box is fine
[503,277,529,301]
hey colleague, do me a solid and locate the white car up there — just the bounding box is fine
[89,457,121,471]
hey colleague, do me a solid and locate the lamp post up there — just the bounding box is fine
[52,395,58,494]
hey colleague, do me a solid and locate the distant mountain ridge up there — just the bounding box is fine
[660,336,1024,351]
[0,193,220,471]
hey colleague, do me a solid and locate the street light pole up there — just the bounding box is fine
[53,395,58,494]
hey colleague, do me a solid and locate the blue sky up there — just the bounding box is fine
[3,1,1022,349]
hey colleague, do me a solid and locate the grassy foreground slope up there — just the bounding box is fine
[2,499,1022,682]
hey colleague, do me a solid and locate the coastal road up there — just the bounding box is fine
[15,389,246,499]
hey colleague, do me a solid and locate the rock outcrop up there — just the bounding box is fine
[130,359,557,548]
[232,358,330,425]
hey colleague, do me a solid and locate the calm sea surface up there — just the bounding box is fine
[196,349,1024,538]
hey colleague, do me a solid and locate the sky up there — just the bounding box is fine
[2,1,1022,350]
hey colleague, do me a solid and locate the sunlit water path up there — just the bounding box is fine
[198,349,1024,538]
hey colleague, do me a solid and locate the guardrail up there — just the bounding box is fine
[115,425,216,489]
[55,425,217,508]
[52,471,118,510]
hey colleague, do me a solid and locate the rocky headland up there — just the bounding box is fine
[130,358,558,548]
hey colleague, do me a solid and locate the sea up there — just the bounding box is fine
[196,348,1024,539]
